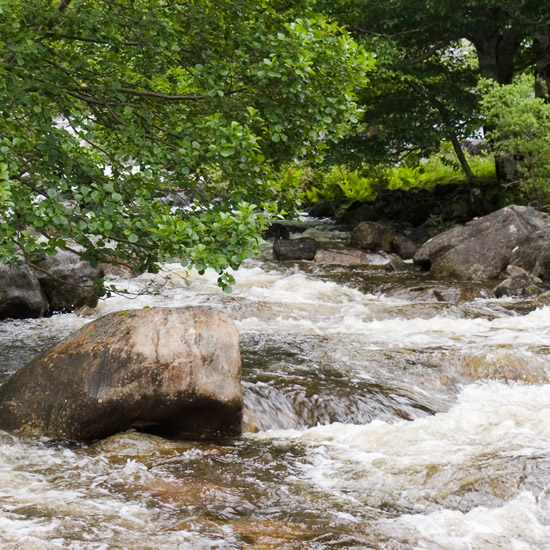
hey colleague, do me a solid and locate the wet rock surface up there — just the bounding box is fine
[314,248,379,266]
[493,265,544,298]
[0,264,48,320]
[0,251,103,320]
[414,205,550,280]
[0,306,242,441]
[508,227,550,280]
[350,221,396,253]
[387,282,493,303]
[273,237,321,261]
[32,250,103,313]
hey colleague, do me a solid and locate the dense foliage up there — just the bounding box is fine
[0,0,371,289]
[480,75,550,209]
[322,0,550,185]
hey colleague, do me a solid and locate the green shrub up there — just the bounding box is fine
[293,143,496,211]
[385,145,495,191]
[479,74,550,209]
[300,165,380,206]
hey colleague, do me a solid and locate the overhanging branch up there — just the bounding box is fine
[72,86,246,102]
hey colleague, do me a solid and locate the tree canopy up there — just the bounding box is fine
[0,0,371,290]
[324,0,550,184]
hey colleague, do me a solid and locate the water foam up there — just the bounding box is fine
[250,381,550,538]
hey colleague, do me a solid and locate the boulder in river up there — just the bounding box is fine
[31,250,103,313]
[493,265,544,298]
[0,306,242,441]
[391,234,418,260]
[387,283,493,303]
[350,221,396,253]
[314,248,380,266]
[413,205,550,280]
[0,264,48,320]
[508,227,550,281]
[273,237,321,261]
[350,221,418,260]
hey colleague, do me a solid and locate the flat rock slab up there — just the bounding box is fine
[314,248,387,266]
[0,307,242,441]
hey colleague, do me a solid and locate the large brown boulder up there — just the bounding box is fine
[0,307,242,441]
[413,206,550,280]
[0,264,48,320]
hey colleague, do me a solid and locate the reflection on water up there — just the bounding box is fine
[1,224,550,548]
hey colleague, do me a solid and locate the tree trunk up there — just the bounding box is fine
[405,78,476,183]
[449,135,476,184]
[469,20,523,85]
[534,33,550,102]
[57,0,72,12]
[469,18,524,186]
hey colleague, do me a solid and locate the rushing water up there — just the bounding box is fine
[2,222,550,549]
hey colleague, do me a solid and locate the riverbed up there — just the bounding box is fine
[1,223,550,549]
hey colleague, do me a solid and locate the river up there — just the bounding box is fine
[1,222,550,549]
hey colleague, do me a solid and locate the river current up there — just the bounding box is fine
[1,223,550,549]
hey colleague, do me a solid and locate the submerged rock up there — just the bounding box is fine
[387,283,493,303]
[0,307,242,441]
[0,264,48,320]
[414,205,550,280]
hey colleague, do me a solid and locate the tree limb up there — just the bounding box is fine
[71,86,246,101]
[44,32,140,47]
[57,0,72,12]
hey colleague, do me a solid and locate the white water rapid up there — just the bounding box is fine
[1,224,550,549]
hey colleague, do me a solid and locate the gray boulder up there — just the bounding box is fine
[414,206,550,280]
[0,307,242,441]
[350,221,396,253]
[350,221,418,260]
[508,227,550,280]
[0,264,48,320]
[31,251,103,312]
[392,234,418,260]
[384,253,410,272]
[493,265,543,298]
[273,237,321,261]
